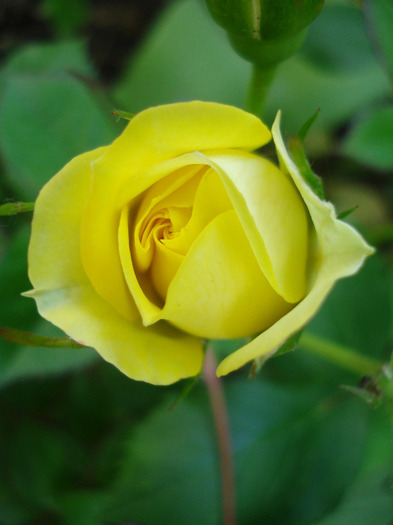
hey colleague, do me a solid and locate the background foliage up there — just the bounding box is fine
[0,0,392,524]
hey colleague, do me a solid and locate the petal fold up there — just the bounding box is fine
[207,150,308,303]
[217,112,374,376]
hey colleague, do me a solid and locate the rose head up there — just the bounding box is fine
[26,102,373,385]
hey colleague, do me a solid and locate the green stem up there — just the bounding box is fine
[203,346,236,525]
[300,332,384,377]
[245,64,276,116]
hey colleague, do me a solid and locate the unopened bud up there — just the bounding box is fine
[205,0,324,67]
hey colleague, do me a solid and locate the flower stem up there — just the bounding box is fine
[203,346,236,525]
[300,332,384,377]
[245,64,276,116]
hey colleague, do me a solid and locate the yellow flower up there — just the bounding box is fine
[26,101,373,385]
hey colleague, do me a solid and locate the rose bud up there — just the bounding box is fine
[26,102,373,384]
[205,0,324,67]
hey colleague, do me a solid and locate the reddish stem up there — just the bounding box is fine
[203,347,236,525]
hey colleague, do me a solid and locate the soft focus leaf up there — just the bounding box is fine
[113,0,249,112]
[0,226,98,389]
[0,41,116,200]
[364,0,393,79]
[104,393,220,525]
[42,0,89,36]
[113,0,390,134]
[302,3,377,72]
[342,105,393,171]
[306,256,390,362]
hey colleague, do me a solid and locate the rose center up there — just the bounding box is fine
[131,163,233,304]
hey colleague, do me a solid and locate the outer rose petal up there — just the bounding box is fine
[27,149,203,385]
[81,102,271,323]
[216,112,374,376]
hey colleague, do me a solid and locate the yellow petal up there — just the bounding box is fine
[117,154,212,326]
[81,101,270,323]
[217,112,374,376]
[166,166,233,255]
[28,147,108,291]
[118,204,162,325]
[133,163,204,272]
[28,148,203,385]
[206,150,308,303]
[162,210,292,339]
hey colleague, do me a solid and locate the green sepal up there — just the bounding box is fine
[205,0,324,41]
[297,108,320,142]
[249,330,302,378]
[112,109,136,121]
[229,30,306,68]
[337,206,359,220]
[288,135,325,200]
[0,326,85,349]
[0,201,34,216]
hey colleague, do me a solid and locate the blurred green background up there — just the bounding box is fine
[0,0,392,523]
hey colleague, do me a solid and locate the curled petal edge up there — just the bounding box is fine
[216,111,374,377]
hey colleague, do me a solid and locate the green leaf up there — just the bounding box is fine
[0,226,98,388]
[0,201,34,216]
[113,0,249,113]
[363,0,393,79]
[314,465,393,525]
[0,41,116,200]
[0,327,99,390]
[104,393,220,525]
[302,3,377,73]
[342,105,393,171]
[42,0,89,37]
[306,256,391,361]
[102,377,384,525]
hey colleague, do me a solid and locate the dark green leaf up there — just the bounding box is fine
[315,465,393,525]
[302,3,376,73]
[342,105,393,171]
[0,226,98,388]
[42,0,89,37]
[113,0,249,113]
[104,393,220,525]
[363,0,393,79]
[0,41,116,200]
[306,255,391,361]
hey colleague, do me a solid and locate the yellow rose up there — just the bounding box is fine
[26,101,373,385]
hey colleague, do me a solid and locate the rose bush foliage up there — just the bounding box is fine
[26,102,373,384]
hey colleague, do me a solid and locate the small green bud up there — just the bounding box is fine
[205,0,324,67]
